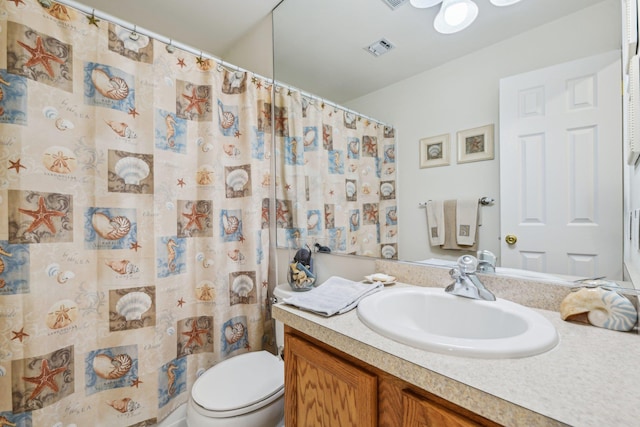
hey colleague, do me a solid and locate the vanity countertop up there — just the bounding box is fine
[273,284,640,427]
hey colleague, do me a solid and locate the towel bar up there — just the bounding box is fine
[419,197,495,208]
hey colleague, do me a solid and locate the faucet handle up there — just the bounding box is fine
[457,255,478,274]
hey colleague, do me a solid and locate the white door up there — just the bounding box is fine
[499,51,623,279]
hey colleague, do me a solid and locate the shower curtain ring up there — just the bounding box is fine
[129,25,139,41]
[166,39,176,54]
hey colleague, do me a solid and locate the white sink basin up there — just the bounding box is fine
[357,286,558,359]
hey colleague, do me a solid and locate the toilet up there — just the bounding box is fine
[186,284,294,427]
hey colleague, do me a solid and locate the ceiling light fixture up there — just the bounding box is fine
[410,0,523,34]
[409,0,443,8]
[434,0,478,34]
[490,0,522,6]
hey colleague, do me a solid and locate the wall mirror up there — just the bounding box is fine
[273,0,627,281]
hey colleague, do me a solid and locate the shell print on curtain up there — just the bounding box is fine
[0,1,272,425]
[274,88,398,258]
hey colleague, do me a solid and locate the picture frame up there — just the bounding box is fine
[419,134,450,168]
[457,124,495,164]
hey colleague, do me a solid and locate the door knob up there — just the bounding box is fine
[505,234,517,245]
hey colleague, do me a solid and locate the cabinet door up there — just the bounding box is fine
[402,390,482,427]
[285,333,377,427]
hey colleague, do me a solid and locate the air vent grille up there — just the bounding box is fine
[365,38,395,57]
[381,0,409,10]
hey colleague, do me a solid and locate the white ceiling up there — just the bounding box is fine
[74,0,611,103]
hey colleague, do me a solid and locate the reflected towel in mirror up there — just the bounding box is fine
[425,200,445,246]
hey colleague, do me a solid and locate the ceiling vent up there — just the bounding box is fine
[365,38,395,57]
[381,0,409,10]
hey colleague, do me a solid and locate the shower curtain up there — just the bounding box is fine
[274,87,398,258]
[0,1,272,425]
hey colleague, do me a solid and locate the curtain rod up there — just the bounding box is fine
[54,0,392,128]
[53,0,265,77]
[273,82,391,127]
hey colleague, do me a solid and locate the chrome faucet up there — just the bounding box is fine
[476,250,497,273]
[445,255,496,301]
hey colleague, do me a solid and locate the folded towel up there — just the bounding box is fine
[456,199,478,246]
[441,200,465,250]
[283,276,384,316]
[425,200,445,246]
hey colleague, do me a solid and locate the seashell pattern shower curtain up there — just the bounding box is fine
[274,87,398,258]
[0,1,272,425]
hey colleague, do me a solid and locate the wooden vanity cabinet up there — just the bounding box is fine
[284,327,501,427]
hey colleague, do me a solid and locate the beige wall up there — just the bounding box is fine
[224,14,274,79]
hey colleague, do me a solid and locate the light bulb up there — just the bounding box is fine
[434,0,478,34]
[444,2,468,26]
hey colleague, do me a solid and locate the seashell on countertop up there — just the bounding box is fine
[560,285,638,332]
[116,291,152,321]
[92,353,133,379]
[91,212,131,240]
[114,156,149,185]
[91,68,129,100]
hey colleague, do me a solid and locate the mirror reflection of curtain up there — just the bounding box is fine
[274,87,398,258]
[1,2,271,425]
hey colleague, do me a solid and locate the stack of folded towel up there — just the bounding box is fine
[282,276,384,316]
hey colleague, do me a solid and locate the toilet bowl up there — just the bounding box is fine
[186,284,293,427]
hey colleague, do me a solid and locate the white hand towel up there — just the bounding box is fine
[456,199,478,246]
[425,200,445,246]
[283,276,384,316]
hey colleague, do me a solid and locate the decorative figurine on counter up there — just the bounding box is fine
[288,245,317,291]
[560,279,638,332]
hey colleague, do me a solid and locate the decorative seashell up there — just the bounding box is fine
[381,245,396,259]
[381,182,394,197]
[105,259,139,275]
[42,146,77,174]
[218,104,235,129]
[116,291,152,321]
[232,275,254,297]
[560,286,638,332]
[115,26,150,52]
[114,157,149,185]
[196,166,214,185]
[345,181,356,198]
[55,117,74,131]
[196,282,215,301]
[167,327,176,335]
[223,143,240,157]
[344,112,356,126]
[46,300,78,329]
[385,147,395,160]
[350,212,359,227]
[222,214,239,235]
[307,212,319,229]
[57,270,75,284]
[226,169,249,192]
[0,365,6,376]
[348,140,359,155]
[107,397,138,413]
[93,353,133,379]
[92,212,131,240]
[105,120,137,138]
[42,106,59,119]
[91,68,130,100]
[46,263,61,277]
[224,322,245,344]
[387,209,398,222]
[304,128,316,146]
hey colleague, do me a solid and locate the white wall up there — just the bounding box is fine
[346,0,621,265]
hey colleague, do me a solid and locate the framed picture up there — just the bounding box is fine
[457,124,494,164]
[419,134,450,168]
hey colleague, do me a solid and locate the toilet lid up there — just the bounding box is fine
[192,351,284,412]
